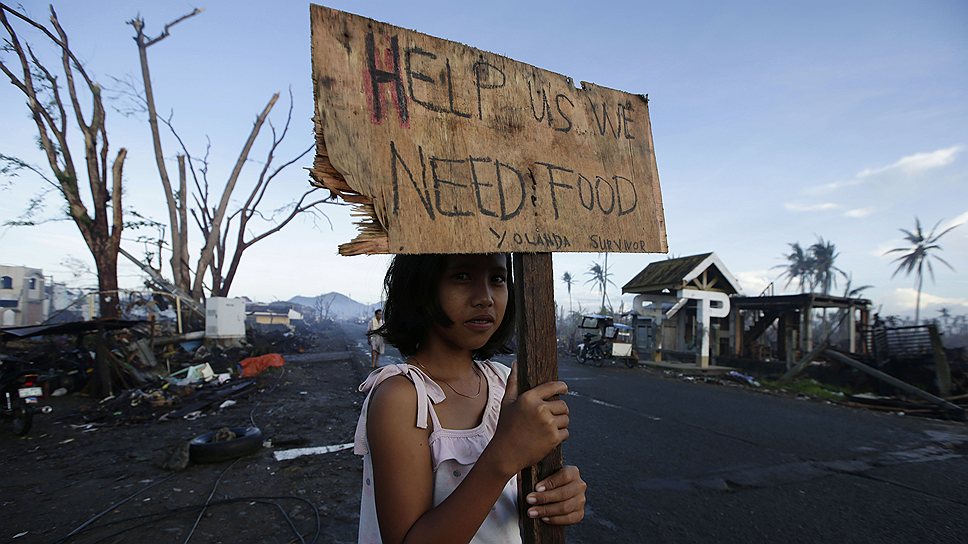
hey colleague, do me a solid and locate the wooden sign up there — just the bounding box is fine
[310,5,667,255]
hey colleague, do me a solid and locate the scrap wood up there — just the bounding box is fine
[823,349,965,420]
[843,401,936,414]
[163,379,255,419]
[849,393,933,409]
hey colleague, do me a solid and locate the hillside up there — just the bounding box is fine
[289,292,379,321]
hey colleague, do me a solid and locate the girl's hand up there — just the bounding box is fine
[525,465,586,525]
[489,362,570,476]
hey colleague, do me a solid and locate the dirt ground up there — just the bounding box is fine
[1,322,367,544]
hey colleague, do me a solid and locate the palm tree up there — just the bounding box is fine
[585,257,615,313]
[841,273,873,299]
[885,217,959,325]
[561,271,574,314]
[937,307,952,334]
[809,236,847,296]
[776,242,815,293]
[808,236,847,334]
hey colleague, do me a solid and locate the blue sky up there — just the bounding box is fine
[1,0,966,318]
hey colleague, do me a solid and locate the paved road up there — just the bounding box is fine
[339,321,968,542]
[558,357,968,543]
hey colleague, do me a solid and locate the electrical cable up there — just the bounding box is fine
[183,458,241,544]
[54,473,177,544]
[56,359,323,544]
[58,495,320,544]
[248,364,287,428]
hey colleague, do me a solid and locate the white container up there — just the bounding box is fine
[205,297,245,339]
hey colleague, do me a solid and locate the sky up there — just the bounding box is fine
[1,0,966,319]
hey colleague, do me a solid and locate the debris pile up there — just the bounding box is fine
[0,318,335,426]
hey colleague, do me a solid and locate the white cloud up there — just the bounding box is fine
[858,146,962,178]
[784,202,839,212]
[803,145,962,196]
[887,288,968,310]
[941,210,968,232]
[803,178,865,196]
[733,269,776,296]
[844,207,873,218]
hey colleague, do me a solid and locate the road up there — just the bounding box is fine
[558,357,968,543]
[341,321,968,542]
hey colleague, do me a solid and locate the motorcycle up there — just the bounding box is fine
[1,354,51,436]
[575,332,609,367]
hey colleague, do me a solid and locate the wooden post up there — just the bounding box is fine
[777,313,788,367]
[847,304,856,353]
[778,341,829,384]
[928,324,951,397]
[513,252,564,544]
[733,310,742,356]
[95,326,113,398]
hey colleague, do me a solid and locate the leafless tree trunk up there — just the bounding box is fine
[127,11,335,303]
[128,9,200,295]
[0,3,127,319]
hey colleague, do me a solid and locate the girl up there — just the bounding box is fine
[353,253,586,543]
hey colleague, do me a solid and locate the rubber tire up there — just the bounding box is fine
[593,351,605,367]
[189,426,263,464]
[576,348,587,364]
[12,404,32,436]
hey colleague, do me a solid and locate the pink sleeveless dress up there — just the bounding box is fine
[353,361,521,543]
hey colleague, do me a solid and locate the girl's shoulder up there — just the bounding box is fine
[358,364,447,428]
[479,360,511,382]
[368,373,418,408]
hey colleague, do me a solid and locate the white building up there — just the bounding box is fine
[0,265,47,327]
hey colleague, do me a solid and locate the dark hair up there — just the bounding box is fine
[378,254,515,359]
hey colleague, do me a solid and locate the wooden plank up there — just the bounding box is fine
[513,252,564,544]
[310,5,666,256]
[777,341,829,383]
[822,349,964,418]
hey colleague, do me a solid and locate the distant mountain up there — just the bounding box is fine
[288,292,379,321]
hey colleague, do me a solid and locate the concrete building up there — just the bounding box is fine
[622,253,742,368]
[0,265,47,326]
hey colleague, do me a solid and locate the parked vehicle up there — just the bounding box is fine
[1,354,50,436]
[574,314,638,368]
[611,323,637,368]
[576,331,609,367]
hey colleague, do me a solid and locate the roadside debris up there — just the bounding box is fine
[726,371,761,387]
[239,353,286,377]
[189,426,264,463]
[274,442,354,461]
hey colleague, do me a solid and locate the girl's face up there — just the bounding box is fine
[432,254,508,352]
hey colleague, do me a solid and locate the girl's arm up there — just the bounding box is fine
[367,374,570,544]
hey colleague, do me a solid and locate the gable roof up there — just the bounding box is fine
[621,252,742,295]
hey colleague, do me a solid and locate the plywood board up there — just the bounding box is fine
[310,4,667,255]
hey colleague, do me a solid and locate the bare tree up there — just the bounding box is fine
[0,3,127,318]
[127,10,333,302]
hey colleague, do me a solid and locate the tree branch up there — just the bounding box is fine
[191,92,279,298]
[138,8,203,48]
